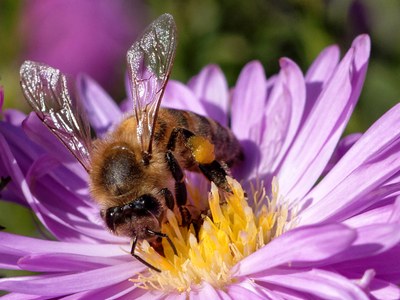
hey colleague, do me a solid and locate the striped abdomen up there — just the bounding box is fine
[154,108,243,167]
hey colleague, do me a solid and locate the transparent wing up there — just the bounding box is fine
[126,13,177,153]
[20,60,92,172]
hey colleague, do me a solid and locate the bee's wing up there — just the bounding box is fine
[126,13,177,153]
[20,61,92,172]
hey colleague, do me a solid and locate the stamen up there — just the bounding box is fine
[131,177,290,293]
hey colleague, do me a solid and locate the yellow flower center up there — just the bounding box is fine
[131,177,289,293]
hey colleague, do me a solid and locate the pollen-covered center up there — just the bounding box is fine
[131,177,289,293]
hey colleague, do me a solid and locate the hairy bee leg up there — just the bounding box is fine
[166,150,187,207]
[147,229,178,256]
[165,151,193,225]
[160,187,175,210]
[167,127,194,151]
[167,127,231,192]
[0,176,11,192]
[198,161,231,193]
[130,236,161,272]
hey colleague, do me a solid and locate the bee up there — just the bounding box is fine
[19,14,243,272]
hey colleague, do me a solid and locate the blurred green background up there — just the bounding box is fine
[1,0,400,261]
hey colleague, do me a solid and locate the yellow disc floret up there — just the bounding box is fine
[131,177,290,294]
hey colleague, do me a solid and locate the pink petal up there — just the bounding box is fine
[298,103,400,225]
[278,35,371,203]
[62,281,140,300]
[254,268,368,300]
[259,58,306,175]
[0,262,140,296]
[343,201,398,227]
[233,223,356,276]
[188,64,229,125]
[0,232,126,257]
[227,280,283,300]
[368,279,400,300]
[3,109,27,126]
[76,75,122,137]
[162,80,207,116]
[0,293,43,299]
[305,45,340,83]
[329,223,400,263]
[332,245,400,282]
[323,133,362,175]
[231,61,267,140]
[304,45,340,121]
[18,252,129,272]
[22,113,86,179]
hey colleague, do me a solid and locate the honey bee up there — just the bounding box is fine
[20,14,243,271]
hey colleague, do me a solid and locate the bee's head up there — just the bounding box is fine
[101,194,162,238]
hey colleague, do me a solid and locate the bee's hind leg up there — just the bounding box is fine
[167,127,231,193]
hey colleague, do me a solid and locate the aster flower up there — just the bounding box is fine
[1,34,400,299]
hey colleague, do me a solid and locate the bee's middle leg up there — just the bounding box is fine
[165,150,192,226]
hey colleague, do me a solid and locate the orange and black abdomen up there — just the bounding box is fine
[154,108,243,167]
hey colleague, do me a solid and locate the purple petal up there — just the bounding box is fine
[231,61,267,140]
[323,133,362,175]
[0,245,25,270]
[163,292,187,300]
[18,252,129,272]
[0,293,45,300]
[162,80,207,116]
[329,223,400,263]
[254,268,368,300]
[232,59,305,181]
[227,280,283,300]
[368,278,400,300]
[258,58,306,176]
[0,131,36,210]
[305,45,340,83]
[22,113,85,177]
[0,232,127,257]
[304,45,340,121]
[298,103,400,225]
[233,223,356,276]
[3,109,27,126]
[0,262,140,296]
[278,34,371,203]
[189,281,221,300]
[76,75,122,138]
[343,201,398,227]
[332,245,400,283]
[188,64,229,126]
[389,196,400,223]
[60,281,141,300]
